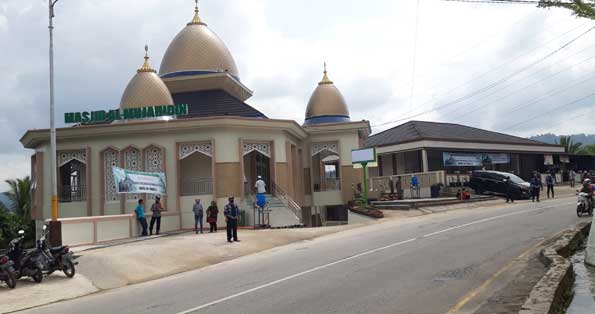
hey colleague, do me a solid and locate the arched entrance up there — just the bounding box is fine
[242,142,272,195]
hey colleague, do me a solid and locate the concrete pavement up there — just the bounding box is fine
[13,195,587,314]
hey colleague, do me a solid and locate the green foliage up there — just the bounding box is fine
[539,1,595,19]
[556,135,583,154]
[0,176,35,250]
[577,144,595,155]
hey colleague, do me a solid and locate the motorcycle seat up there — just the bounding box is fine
[50,246,65,254]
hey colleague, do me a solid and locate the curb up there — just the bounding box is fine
[519,222,591,314]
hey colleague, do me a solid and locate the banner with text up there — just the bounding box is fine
[443,152,510,167]
[112,167,167,195]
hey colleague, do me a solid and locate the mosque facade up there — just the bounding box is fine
[20,3,370,236]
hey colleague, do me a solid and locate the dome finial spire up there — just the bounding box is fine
[188,0,206,26]
[138,44,156,73]
[319,61,333,85]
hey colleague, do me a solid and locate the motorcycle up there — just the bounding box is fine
[7,230,46,283]
[576,192,593,217]
[37,225,77,278]
[0,254,17,289]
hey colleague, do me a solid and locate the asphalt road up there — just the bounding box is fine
[18,197,588,314]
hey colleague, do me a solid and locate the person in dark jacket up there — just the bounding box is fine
[206,201,219,233]
[505,177,514,203]
[546,174,555,199]
[224,197,240,243]
[530,175,543,203]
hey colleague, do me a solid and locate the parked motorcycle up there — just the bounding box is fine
[0,254,17,289]
[7,230,45,283]
[576,192,593,217]
[37,225,77,278]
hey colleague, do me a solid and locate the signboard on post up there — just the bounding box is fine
[112,167,167,195]
[352,148,376,206]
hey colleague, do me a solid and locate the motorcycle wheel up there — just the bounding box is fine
[63,261,75,278]
[5,272,16,289]
[32,268,43,283]
[577,206,583,217]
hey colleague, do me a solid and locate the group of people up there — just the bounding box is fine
[133,196,242,243]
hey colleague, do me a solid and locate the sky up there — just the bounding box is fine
[0,0,594,190]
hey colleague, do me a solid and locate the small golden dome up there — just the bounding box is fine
[159,1,239,78]
[121,48,174,109]
[304,64,350,124]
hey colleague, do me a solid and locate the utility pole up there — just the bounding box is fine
[48,0,62,246]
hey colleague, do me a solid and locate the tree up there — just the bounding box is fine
[578,144,595,155]
[557,135,583,154]
[5,176,32,220]
[539,1,595,19]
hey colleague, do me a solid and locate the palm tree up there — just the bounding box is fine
[5,176,32,220]
[539,1,595,19]
[557,135,583,154]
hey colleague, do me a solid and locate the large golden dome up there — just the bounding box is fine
[159,3,239,79]
[304,64,350,125]
[120,50,174,109]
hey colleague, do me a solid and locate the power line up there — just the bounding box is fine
[445,41,595,121]
[500,91,595,131]
[371,24,595,130]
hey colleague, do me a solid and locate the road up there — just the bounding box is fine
[18,197,587,314]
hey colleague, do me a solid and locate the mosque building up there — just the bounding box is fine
[20,2,370,244]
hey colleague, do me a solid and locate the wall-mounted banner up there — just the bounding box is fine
[443,152,511,167]
[64,104,189,124]
[544,154,554,166]
[443,152,483,167]
[483,153,510,165]
[560,155,570,164]
[112,167,167,195]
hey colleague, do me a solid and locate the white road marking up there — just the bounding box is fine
[422,206,554,238]
[176,205,558,314]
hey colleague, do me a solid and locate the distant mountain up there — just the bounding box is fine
[0,193,13,211]
[529,133,595,145]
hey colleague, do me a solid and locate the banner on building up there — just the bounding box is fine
[483,153,511,165]
[560,155,570,163]
[112,167,167,195]
[544,154,554,166]
[444,152,510,167]
[443,153,483,167]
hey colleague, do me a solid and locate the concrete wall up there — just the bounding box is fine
[313,191,343,206]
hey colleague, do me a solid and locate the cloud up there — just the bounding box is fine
[1,0,594,189]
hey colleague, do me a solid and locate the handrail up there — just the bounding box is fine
[270,181,302,224]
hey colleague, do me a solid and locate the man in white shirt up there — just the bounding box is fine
[255,176,266,194]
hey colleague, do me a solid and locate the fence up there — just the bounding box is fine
[181,178,213,196]
[370,171,446,197]
[314,178,341,192]
[59,185,87,202]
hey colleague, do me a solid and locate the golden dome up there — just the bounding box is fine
[120,48,174,109]
[304,64,350,125]
[159,2,239,79]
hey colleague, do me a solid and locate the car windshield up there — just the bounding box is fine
[505,174,526,184]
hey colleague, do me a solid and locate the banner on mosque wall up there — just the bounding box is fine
[544,154,554,166]
[64,104,189,124]
[443,152,511,167]
[112,167,167,195]
[560,155,570,163]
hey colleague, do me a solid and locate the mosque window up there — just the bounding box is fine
[144,146,164,201]
[103,149,120,203]
[123,147,143,202]
[57,150,87,203]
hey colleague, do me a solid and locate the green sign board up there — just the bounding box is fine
[64,104,189,124]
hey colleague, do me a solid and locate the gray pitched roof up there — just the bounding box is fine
[366,121,556,147]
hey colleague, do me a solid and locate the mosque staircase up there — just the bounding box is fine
[242,183,303,228]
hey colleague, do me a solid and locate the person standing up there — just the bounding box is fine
[505,177,514,203]
[546,174,555,199]
[530,174,543,203]
[570,169,576,188]
[206,201,219,233]
[255,176,266,195]
[135,199,148,236]
[149,196,164,235]
[224,197,240,243]
[193,199,204,234]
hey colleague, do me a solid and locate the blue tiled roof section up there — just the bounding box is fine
[161,70,240,81]
[303,115,350,125]
[172,90,267,119]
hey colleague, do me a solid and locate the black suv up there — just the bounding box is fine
[469,171,531,199]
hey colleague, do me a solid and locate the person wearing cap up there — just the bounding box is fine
[255,176,266,194]
[149,196,164,235]
[224,196,240,243]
